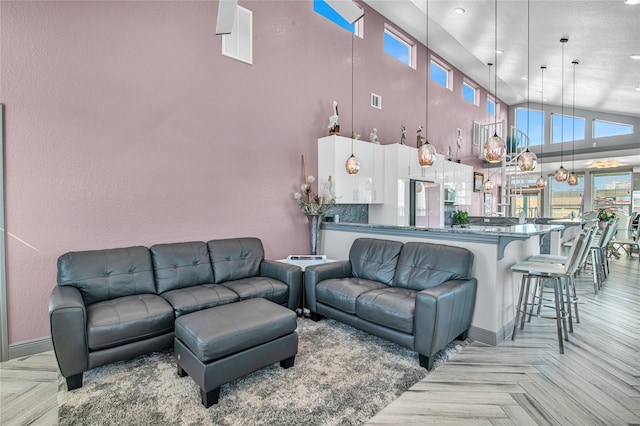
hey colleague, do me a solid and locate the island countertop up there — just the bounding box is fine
[321,222,564,260]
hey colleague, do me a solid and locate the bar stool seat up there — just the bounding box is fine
[511,228,591,353]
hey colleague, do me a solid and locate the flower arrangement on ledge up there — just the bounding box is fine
[597,208,616,222]
[294,154,336,215]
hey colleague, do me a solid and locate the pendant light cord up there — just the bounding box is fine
[351,33,355,156]
[425,0,429,145]
[571,60,577,172]
[540,66,545,165]
[560,38,566,166]
[493,0,498,138]
[526,0,530,150]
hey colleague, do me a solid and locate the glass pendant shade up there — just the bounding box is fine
[418,141,437,167]
[518,149,537,172]
[554,165,568,182]
[567,172,579,186]
[345,154,360,175]
[536,175,546,188]
[483,179,494,191]
[484,133,506,163]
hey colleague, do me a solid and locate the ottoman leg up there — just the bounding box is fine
[280,355,295,369]
[201,387,221,408]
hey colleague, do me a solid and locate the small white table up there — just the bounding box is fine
[277,256,338,317]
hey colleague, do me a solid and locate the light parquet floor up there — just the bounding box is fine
[1,257,638,425]
[368,256,640,425]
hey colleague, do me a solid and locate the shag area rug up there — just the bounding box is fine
[58,318,466,426]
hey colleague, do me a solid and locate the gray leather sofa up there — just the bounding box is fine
[49,237,301,390]
[305,238,477,370]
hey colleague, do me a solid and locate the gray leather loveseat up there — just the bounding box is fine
[49,237,301,390]
[305,238,477,370]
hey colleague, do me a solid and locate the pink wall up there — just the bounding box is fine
[0,1,507,344]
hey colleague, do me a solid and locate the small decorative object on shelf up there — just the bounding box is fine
[452,210,469,227]
[294,155,336,254]
[352,131,361,140]
[328,101,340,135]
[369,128,379,144]
[400,125,406,145]
[447,145,452,161]
[416,126,423,148]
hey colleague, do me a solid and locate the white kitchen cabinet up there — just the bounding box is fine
[317,135,384,204]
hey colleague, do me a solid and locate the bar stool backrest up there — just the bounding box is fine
[576,227,597,270]
[613,213,633,240]
[565,228,592,276]
[601,218,619,248]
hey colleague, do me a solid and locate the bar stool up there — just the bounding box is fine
[511,228,591,353]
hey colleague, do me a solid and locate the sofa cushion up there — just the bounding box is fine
[349,238,403,285]
[57,246,156,306]
[160,284,240,317]
[150,241,214,294]
[393,242,474,290]
[355,287,417,334]
[316,278,387,314]
[220,277,289,306]
[86,294,174,351]
[208,238,264,284]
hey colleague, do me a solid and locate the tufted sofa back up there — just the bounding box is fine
[349,238,403,285]
[57,246,156,306]
[150,241,214,294]
[393,242,474,290]
[208,237,264,283]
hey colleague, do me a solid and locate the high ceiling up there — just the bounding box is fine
[363,0,640,118]
[362,0,640,173]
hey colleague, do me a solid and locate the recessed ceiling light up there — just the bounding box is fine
[521,76,528,80]
[496,50,504,54]
[623,0,639,5]
[631,54,640,59]
[635,86,640,91]
[454,7,465,14]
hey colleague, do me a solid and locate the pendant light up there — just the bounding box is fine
[345,32,359,175]
[483,0,506,163]
[536,65,547,188]
[554,38,568,182]
[517,0,537,172]
[484,63,494,192]
[567,60,579,186]
[418,0,437,167]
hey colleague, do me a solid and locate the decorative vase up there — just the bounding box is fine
[306,214,324,255]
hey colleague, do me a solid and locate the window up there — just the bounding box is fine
[592,172,632,215]
[430,60,450,89]
[515,108,544,146]
[314,0,362,35]
[462,82,477,105]
[384,28,413,67]
[487,97,496,116]
[551,113,585,143]
[549,174,584,218]
[593,119,633,138]
[222,6,252,64]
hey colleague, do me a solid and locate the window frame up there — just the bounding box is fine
[592,119,634,139]
[549,173,585,219]
[462,81,478,105]
[487,96,496,117]
[383,25,415,68]
[515,107,545,146]
[591,171,632,216]
[313,0,363,36]
[550,113,586,144]
[430,58,451,89]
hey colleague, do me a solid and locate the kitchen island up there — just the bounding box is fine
[318,222,564,346]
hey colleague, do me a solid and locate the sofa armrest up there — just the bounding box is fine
[414,278,477,357]
[260,260,303,310]
[304,261,352,312]
[49,285,89,379]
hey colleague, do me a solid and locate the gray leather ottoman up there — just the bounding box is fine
[174,298,298,407]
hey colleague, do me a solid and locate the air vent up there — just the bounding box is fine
[371,93,382,109]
